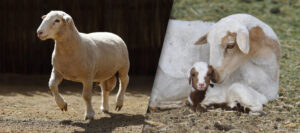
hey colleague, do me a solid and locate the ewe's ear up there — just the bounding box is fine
[236,28,250,54]
[194,34,208,45]
[41,15,46,19]
[63,15,72,24]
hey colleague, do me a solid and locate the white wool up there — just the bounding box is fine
[37,11,129,119]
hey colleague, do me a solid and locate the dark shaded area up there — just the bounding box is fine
[0,74,153,96]
[0,0,173,76]
[60,113,146,133]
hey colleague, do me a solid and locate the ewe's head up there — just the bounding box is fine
[194,17,250,83]
[189,62,216,91]
[37,11,73,40]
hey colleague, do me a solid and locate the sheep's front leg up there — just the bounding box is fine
[82,80,95,120]
[49,69,67,111]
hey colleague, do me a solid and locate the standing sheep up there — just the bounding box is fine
[36,11,130,120]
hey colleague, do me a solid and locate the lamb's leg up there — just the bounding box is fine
[82,80,95,120]
[49,69,67,111]
[227,83,267,112]
[116,71,129,111]
[99,76,117,113]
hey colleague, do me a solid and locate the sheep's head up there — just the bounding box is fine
[37,11,73,40]
[194,18,250,83]
[188,62,215,91]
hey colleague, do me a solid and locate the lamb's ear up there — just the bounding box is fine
[189,75,192,85]
[63,15,72,24]
[236,28,250,54]
[208,65,214,78]
[208,65,219,83]
[41,15,46,19]
[194,34,208,45]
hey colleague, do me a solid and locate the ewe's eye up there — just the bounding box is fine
[54,19,60,23]
[226,43,235,49]
[191,73,195,77]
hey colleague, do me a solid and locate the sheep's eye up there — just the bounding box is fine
[191,73,195,77]
[54,19,60,23]
[226,43,235,49]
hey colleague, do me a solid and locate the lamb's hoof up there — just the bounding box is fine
[115,105,123,111]
[60,103,68,111]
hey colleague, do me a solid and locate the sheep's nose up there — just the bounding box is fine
[199,83,204,88]
[37,31,43,37]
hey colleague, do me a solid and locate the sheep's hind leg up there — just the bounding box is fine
[116,70,129,111]
[49,69,67,111]
[82,80,95,120]
[100,76,117,113]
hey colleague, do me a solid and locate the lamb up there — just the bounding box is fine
[187,62,214,111]
[194,14,278,111]
[36,11,130,120]
[187,62,254,113]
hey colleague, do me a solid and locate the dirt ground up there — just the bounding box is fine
[0,74,153,133]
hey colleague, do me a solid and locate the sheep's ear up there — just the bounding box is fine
[208,65,214,78]
[189,76,192,85]
[209,65,219,83]
[194,34,208,45]
[63,15,72,24]
[41,15,46,19]
[236,29,250,54]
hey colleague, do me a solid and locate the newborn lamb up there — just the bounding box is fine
[187,62,252,113]
[187,62,215,111]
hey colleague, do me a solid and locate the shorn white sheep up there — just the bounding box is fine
[195,14,279,111]
[37,11,130,120]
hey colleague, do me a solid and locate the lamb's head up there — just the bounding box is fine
[37,11,73,40]
[188,62,215,91]
[194,17,250,83]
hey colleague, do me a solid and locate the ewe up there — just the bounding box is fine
[195,14,279,111]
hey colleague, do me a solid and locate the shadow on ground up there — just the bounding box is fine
[60,113,146,133]
[0,74,153,96]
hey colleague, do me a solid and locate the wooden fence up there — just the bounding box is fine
[0,0,173,75]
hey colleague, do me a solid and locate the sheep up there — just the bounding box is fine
[187,62,214,111]
[187,62,260,113]
[194,13,279,111]
[36,11,130,120]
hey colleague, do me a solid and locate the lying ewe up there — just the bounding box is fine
[37,11,130,120]
[194,13,280,111]
[187,62,254,113]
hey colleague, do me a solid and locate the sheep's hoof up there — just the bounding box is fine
[115,105,123,111]
[60,103,68,111]
[101,109,109,114]
[85,116,94,120]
